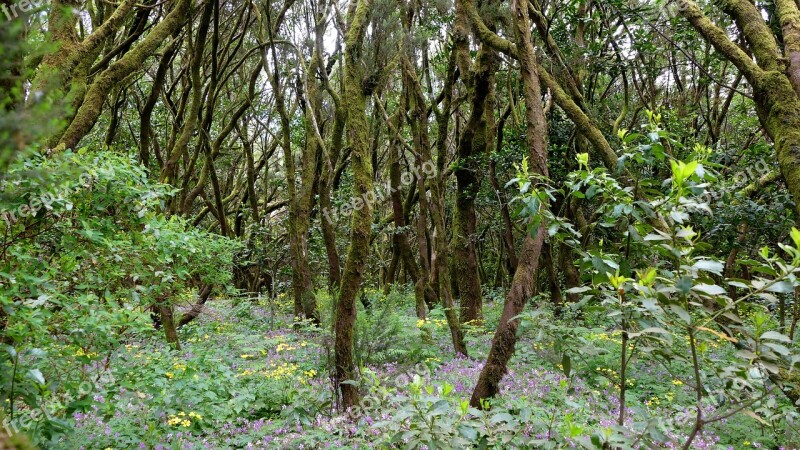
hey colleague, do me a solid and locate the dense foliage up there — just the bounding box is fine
[2,0,800,448]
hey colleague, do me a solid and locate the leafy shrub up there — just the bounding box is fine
[0,150,238,445]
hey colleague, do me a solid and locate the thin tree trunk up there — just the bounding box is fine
[405,49,468,356]
[56,0,190,151]
[470,0,548,407]
[259,2,319,324]
[157,295,181,350]
[177,284,213,328]
[490,104,518,273]
[334,0,374,410]
[320,106,345,289]
[544,242,563,310]
[140,40,177,169]
[452,0,492,325]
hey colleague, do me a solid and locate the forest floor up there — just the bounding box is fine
[54,290,793,449]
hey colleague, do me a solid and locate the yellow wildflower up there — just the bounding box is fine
[276,343,296,353]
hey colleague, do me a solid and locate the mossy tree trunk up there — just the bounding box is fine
[319,79,346,291]
[395,0,438,318]
[678,0,800,219]
[32,0,136,146]
[0,0,26,173]
[159,0,212,185]
[334,0,374,410]
[257,0,320,324]
[315,13,347,290]
[157,295,181,350]
[403,49,469,357]
[490,105,518,276]
[452,2,496,325]
[470,0,548,408]
[294,44,324,324]
[678,0,800,409]
[53,0,189,151]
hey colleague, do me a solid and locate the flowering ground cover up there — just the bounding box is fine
[45,290,796,449]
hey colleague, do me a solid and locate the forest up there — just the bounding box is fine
[2,0,800,447]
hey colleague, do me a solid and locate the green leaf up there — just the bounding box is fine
[693,284,725,296]
[766,281,794,294]
[676,276,693,294]
[3,345,17,358]
[458,424,478,441]
[764,342,791,355]
[682,160,699,180]
[670,160,681,181]
[566,286,592,294]
[669,305,691,324]
[791,227,800,249]
[490,412,514,424]
[637,267,657,286]
[644,230,670,241]
[760,331,791,342]
[429,399,450,417]
[693,260,724,275]
[630,327,671,339]
[27,368,45,385]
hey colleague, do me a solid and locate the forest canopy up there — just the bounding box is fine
[1,0,800,448]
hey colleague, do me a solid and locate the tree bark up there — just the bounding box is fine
[404,49,468,356]
[257,0,319,324]
[470,0,548,407]
[452,3,494,324]
[177,284,213,328]
[55,0,190,151]
[679,0,800,221]
[157,295,181,350]
[334,0,374,410]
